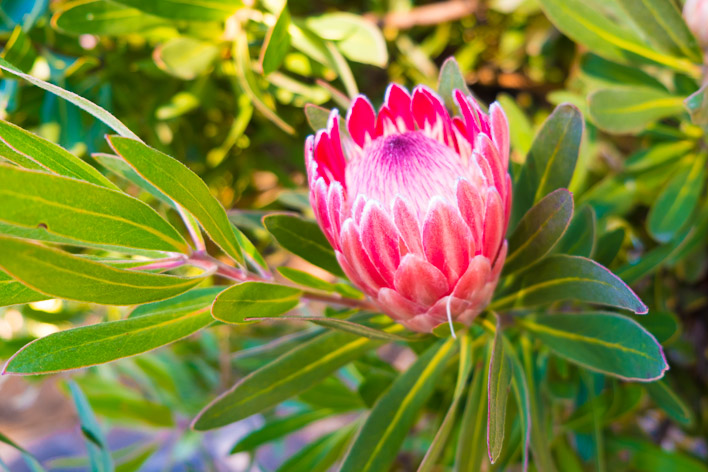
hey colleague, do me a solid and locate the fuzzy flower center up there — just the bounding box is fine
[345,131,473,218]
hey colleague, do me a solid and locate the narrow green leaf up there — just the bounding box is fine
[684,83,708,125]
[51,0,168,35]
[0,432,46,472]
[250,315,421,342]
[505,188,574,274]
[4,287,221,374]
[108,136,244,264]
[68,381,113,472]
[608,437,708,472]
[339,338,456,472]
[0,164,188,253]
[487,319,511,463]
[0,268,46,307]
[520,312,668,381]
[511,104,583,228]
[193,329,388,429]
[648,154,706,243]
[2,26,38,73]
[503,336,530,472]
[593,227,625,267]
[538,0,701,74]
[263,213,344,277]
[637,310,679,344]
[437,57,471,111]
[624,140,693,173]
[497,93,534,156]
[493,254,647,313]
[616,0,703,64]
[417,332,474,472]
[555,205,596,257]
[455,348,490,472]
[260,6,291,75]
[0,119,117,188]
[211,282,302,324]
[111,0,241,20]
[0,57,139,140]
[234,31,295,135]
[276,424,356,472]
[0,236,204,305]
[588,87,685,134]
[645,379,694,426]
[580,53,666,89]
[231,409,331,453]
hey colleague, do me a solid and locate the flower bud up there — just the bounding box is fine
[305,84,511,332]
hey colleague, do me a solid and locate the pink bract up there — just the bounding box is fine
[305,84,512,332]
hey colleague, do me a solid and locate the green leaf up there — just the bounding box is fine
[51,0,168,35]
[636,310,679,344]
[492,255,647,314]
[648,154,706,243]
[263,213,344,277]
[538,0,701,74]
[593,227,625,267]
[0,269,46,307]
[437,57,471,111]
[1,26,37,73]
[497,93,534,156]
[0,432,46,472]
[306,13,388,67]
[250,315,420,342]
[684,83,708,125]
[68,381,113,472]
[91,153,173,206]
[607,437,708,472]
[193,329,388,429]
[260,5,291,75]
[4,287,221,374]
[211,282,302,324]
[505,188,574,274]
[555,205,596,257]
[155,37,219,80]
[0,164,188,253]
[511,104,583,228]
[0,236,204,305]
[588,87,685,134]
[277,266,362,298]
[276,424,355,472]
[339,338,456,472]
[455,347,490,471]
[487,320,511,463]
[503,336,531,471]
[111,0,241,21]
[108,136,244,264]
[234,30,295,135]
[304,104,331,132]
[0,57,139,140]
[616,0,703,64]
[417,332,474,472]
[644,379,694,426]
[520,312,668,381]
[624,140,694,173]
[231,409,331,453]
[580,53,666,90]
[0,119,117,188]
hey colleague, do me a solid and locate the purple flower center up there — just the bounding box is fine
[346,131,475,218]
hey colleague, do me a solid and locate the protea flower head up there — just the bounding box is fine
[684,0,708,51]
[305,84,511,332]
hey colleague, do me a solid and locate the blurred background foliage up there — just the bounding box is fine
[0,0,706,470]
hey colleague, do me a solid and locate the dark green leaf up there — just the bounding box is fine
[4,287,221,374]
[339,338,456,472]
[593,227,625,267]
[607,437,708,472]
[276,424,355,472]
[108,136,244,264]
[492,255,648,314]
[1,26,37,73]
[645,379,694,426]
[251,315,420,342]
[647,154,706,243]
[437,57,471,111]
[211,282,302,324]
[231,410,331,453]
[51,0,168,35]
[580,54,666,89]
[455,348,490,471]
[520,312,668,380]
[0,164,188,253]
[555,205,596,257]
[511,104,583,228]
[263,213,344,277]
[625,141,693,173]
[505,188,573,274]
[0,236,204,305]
[588,87,685,134]
[487,320,511,463]
[193,329,387,429]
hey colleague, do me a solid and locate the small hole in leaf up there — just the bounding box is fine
[37,223,48,230]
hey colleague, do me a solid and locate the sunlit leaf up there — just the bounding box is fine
[211,281,302,324]
[589,87,685,134]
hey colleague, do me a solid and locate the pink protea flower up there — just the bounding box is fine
[305,84,511,332]
[684,0,708,51]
